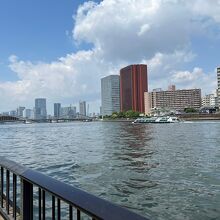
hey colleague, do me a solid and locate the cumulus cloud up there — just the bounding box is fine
[138,24,151,36]
[1,0,220,112]
[139,50,196,90]
[172,67,203,83]
[73,0,193,61]
[189,0,220,23]
[171,67,217,94]
[0,49,124,112]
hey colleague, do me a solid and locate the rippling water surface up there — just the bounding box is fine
[0,121,220,219]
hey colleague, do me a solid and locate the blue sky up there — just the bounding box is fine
[0,0,220,113]
[0,0,84,81]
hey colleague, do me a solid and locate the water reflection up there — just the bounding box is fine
[107,123,159,172]
[0,122,220,220]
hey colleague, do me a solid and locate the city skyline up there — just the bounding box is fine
[0,0,220,112]
[1,63,219,116]
[0,97,91,117]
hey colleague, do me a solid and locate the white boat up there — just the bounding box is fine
[25,120,33,124]
[132,116,180,124]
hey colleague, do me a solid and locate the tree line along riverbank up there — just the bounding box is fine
[101,111,220,121]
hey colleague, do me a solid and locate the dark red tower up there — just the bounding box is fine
[120,64,148,113]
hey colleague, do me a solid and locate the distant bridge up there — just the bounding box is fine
[0,115,95,124]
[0,115,25,123]
[29,114,95,123]
[29,117,94,123]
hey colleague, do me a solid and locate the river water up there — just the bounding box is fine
[0,121,219,220]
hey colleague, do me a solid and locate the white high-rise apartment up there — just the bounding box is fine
[101,75,120,116]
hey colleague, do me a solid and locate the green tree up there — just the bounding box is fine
[118,111,125,118]
[111,112,118,119]
[184,108,197,113]
[125,110,140,118]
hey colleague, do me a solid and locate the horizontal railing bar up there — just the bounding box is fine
[22,169,148,220]
[0,157,27,176]
[0,157,149,220]
[0,208,11,220]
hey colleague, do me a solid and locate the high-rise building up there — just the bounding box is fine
[35,98,47,120]
[79,101,86,116]
[101,75,120,116]
[69,106,76,118]
[17,106,25,118]
[9,110,17,117]
[60,107,69,118]
[217,67,220,106]
[25,109,34,119]
[60,106,76,118]
[145,86,201,114]
[54,103,61,118]
[120,64,148,113]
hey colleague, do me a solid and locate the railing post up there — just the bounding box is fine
[21,178,33,220]
[0,167,3,208]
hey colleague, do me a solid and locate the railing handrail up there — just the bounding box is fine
[0,157,149,220]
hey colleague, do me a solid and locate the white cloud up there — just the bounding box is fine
[139,50,196,89]
[73,0,193,61]
[172,67,203,83]
[0,49,124,112]
[189,0,220,23]
[1,0,220,112]
[139,51,216,95]
[171,67,217,95]
[8,55,18,63]
[138,24,151,36]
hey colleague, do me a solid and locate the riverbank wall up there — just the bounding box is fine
[179,113,220,121]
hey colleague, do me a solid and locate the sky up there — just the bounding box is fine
[0,0,220,113]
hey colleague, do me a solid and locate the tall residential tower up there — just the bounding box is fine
[54,103,61,118]
[35,98,47,120]
[79,101,86,116]
[101,75,120,116]
[120,64,148,113]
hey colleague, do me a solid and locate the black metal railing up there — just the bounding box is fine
[0,157,149,220]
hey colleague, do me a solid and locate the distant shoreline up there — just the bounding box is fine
[179,114,220,121]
